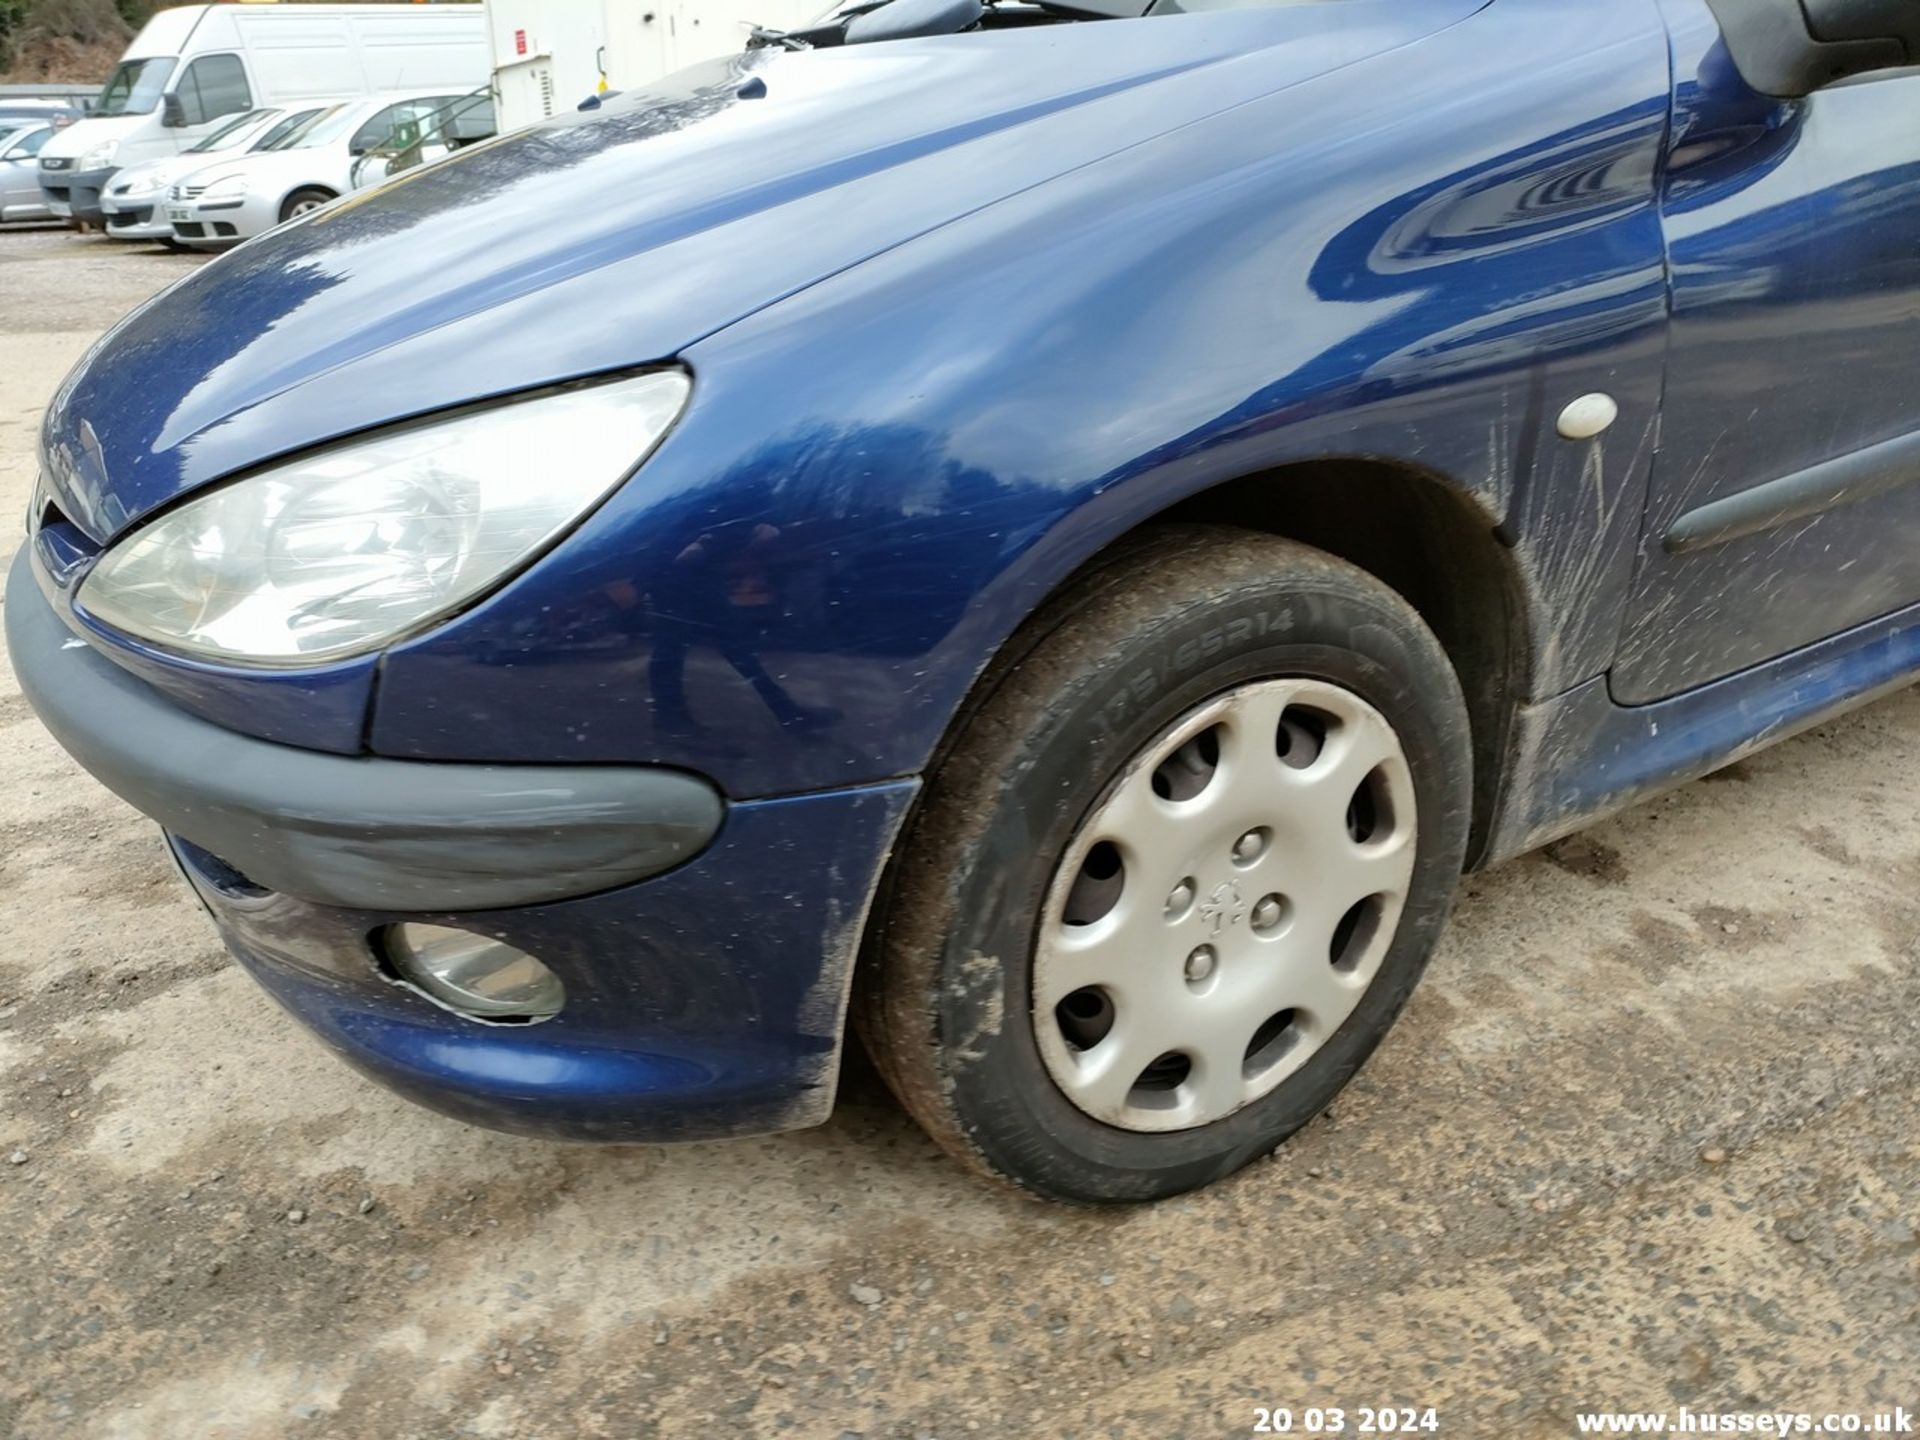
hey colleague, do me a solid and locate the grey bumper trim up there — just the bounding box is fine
[38,164,113,222]
[6,549,725,911]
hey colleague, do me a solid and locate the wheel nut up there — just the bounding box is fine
[1233,829,1267,863]
[1166,879,1195,919]
[1184,945,1216,983]
[1251,896,1286,935]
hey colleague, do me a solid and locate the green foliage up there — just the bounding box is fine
[0,0,36,53]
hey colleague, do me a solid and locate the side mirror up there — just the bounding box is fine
[1705,0,1920,97]
[161,92,187,128]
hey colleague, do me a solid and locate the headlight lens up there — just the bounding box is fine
[80,370,690,666]
[80,141,118,171]
[198,172,247,199]
[25,472,48,537]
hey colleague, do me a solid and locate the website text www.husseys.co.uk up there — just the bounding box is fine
[1575,1408,1913,1435]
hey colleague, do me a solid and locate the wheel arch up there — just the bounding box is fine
[278,184,337,220]
[943,457,1534,869]
[1153,460,1529,866]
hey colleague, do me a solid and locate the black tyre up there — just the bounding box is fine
[857,526,1472,1203]
[279,187,334,223]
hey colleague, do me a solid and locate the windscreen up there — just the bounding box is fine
[188,108,272,153]
[263,103,350,151]
[252,109,320,151]
[94,57,177,117]
[282,103,363,150]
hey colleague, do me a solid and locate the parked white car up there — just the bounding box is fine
[165,91,492,247]
[101,106,326,242]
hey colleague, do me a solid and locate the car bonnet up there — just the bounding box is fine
[40,1,1484,542]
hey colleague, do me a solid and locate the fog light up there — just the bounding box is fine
[385,924,565,1022]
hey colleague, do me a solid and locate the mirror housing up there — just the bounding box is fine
[1705,0,1920,97]
[160,92,187,128]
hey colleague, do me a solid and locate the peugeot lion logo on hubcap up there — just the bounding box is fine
[1197,879,1247,936]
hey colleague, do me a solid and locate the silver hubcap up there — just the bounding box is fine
[1032,679,1418,1133]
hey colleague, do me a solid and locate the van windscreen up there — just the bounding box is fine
[95,57,177,117]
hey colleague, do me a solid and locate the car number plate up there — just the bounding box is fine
[165,206,193,224]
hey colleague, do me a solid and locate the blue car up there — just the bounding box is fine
[10,0,1920,1202]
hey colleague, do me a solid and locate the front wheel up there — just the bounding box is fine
[857,526,1472,1203]
[279,187,334,224]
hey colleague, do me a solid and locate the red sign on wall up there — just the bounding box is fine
[514,28,528,55]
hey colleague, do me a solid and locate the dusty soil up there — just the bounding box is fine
[1,227,1917,1439]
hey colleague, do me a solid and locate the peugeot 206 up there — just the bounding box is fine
[12,0,1920,1201]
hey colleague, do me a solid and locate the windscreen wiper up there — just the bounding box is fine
[747,23,815,49]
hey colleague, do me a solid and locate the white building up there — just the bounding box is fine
[488,0,822,133]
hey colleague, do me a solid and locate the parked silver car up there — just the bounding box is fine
[101,106,327,242]
[0,122,55,224]
[165,92,492,249]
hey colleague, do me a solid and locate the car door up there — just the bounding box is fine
[0,124,51,219]
[1613,0,1920,702]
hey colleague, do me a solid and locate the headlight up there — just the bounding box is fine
[25,472,48,538]
[80,141,118,171]
[198,173,248,199]
[79,370,690,666]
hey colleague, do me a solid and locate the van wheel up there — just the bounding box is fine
[856,526,1472,1203]
[280,188,334,223]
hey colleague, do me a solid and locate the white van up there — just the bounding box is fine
[488,0,821,135]
[37,2,488,224]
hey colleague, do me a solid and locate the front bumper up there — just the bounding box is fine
[165,192,273,245]
[8,548,919,1140]
[8,550,723,910]
[38,164,112,223]
[102,195,169,240]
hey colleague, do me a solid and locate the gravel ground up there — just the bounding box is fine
[2,226,1917,1439]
